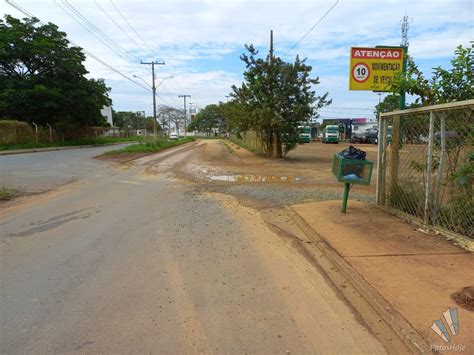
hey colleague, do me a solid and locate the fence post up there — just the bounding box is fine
[432,112,446,224]
[390,115,401,191]
[379,117,389,205]
[424,110,435,225]
[32,122,38,143]
[376,114,384,204]
[46,123,53,142]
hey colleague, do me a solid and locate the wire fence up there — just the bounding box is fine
[376,100,474,239]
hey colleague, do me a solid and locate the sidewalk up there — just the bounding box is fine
[291,200,473,353]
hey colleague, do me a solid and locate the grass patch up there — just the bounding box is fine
[0,137,138,151]
[227,135,261,154]
[0,186,16,201]
[105,137,195,155]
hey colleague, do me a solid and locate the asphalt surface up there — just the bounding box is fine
[0,144,130,193]
[0,143,386,353]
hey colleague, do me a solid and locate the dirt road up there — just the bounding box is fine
[1,140,394,353]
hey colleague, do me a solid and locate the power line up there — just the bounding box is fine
[94,0,148,54]
[281,0,339,57]
[109,0,156,53]
[53,0,131,62]
[105,0,186,97]
[6,0,151,92]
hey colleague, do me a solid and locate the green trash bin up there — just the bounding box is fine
[332,153,373,212]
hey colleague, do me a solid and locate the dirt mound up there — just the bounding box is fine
[451,286,474,311]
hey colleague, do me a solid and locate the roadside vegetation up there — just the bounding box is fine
[105,137,195,155]
[0,137,138,151]
[0,16,111,133]
[0,186,16,200]
[189,44,331,158]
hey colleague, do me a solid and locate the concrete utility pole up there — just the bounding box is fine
[178,94,191,137]
[140,60,165,138]
[137,110,146,135]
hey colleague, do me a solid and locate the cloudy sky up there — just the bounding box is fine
[1,0,472,119]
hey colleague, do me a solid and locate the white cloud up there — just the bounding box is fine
[1,0,472,111]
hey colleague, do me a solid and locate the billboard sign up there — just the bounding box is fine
[349,47,404,91]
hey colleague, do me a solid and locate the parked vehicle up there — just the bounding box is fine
[322,125,339,143]
[169,132,179,140]
[351,126,393,144]
[298,126,311,143]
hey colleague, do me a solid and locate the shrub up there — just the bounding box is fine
[0,120,34,144]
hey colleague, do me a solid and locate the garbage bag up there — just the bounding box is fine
[339,145,366,160]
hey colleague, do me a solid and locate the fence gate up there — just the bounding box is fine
[376,99,474,239]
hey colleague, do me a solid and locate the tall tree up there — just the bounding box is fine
[232,44,331,157]
[0,15,111,130]
[392,45,473,105]
[374,94,400,118]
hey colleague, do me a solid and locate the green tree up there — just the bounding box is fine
[374,94,400,118]
[0,15,111,132]
[232,45,331,157]
[188,104,221,135]
[392,45,473,105]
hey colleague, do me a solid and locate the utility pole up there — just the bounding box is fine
[270,29,273,59]
[140,60,165,138]
[137,110,145,136]
[399,14,411,111]
[178,94,191,137]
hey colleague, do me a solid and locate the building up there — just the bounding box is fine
[100,106,113,126]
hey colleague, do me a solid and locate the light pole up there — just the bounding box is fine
[132,75,152,90]
[137,110,146,136]
[178,94,191,137]
[139,60,165,139]
[157,75,173,89]
[134,74,173,138]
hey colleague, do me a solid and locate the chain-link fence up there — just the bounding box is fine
[376,100,474,239]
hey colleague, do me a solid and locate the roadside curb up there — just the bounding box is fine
[0,141,137,156]
[286,206,432,354]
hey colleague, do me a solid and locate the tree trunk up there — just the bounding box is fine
[266,128,274,157]
[275,132,283,158]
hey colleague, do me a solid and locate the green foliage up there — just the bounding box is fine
[188,104,222,134]
[231,44,331,157]
[374,94,400,117]
[388,183,424,218]
[392,45,473,105]
[112,111,160,131]
[437,195,474,237]
[0,186,16,200]
[0,15,111,131]
[106,137,195,154]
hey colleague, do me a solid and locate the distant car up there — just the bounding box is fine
[169,132,179,140]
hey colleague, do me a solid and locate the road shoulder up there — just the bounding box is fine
[291,200,474,353]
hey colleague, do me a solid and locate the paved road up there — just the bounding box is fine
[0,143,386,353]
[0,144,130,193]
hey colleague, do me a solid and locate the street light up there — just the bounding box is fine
[132,75,152,90]
[157,75,174,89]
[134,74,173,138]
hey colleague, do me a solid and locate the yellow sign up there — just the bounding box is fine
[349,47,404,91]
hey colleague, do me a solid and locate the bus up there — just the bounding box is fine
[322,125,339,143]
[298,126,311,143]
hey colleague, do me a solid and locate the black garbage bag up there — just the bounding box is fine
[339,145,366,160]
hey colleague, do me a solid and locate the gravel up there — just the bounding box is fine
[221,184,375,206]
